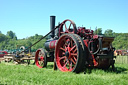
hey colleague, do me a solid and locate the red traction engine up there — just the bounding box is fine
[35,16,116,73]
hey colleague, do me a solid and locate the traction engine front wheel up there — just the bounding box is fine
[35,48,47,68]
[55,34,85,73]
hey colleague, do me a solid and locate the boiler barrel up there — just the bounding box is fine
[44,40,57,51]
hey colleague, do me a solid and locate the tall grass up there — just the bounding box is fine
[0,62,128,85]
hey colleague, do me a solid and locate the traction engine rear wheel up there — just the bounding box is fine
[55,34,85,73]
[35,48,47,68]
[59,19,77,36]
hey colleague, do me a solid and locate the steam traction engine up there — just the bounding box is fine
[35,16,116,73]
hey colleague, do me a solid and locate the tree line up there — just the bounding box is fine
[0,29,128,52]
[94,28,128,50]
[0,31,46,52]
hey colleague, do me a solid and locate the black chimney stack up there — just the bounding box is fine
[50,16,56,38]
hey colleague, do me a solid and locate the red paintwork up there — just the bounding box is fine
[77,27,93,35]
[77,27,94,38]
[0,51,8,57]
[83,40,89,47]
[93,35,99,39]
[35,19,115,71]
[49,40,57,49]
[55,35,77,72]
[35,49,44,68]
[59,19,76,36]
[83,40,98,67]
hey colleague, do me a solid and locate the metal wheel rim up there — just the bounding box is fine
[55,35,79,72]
[35,49,45,68]
[59,19,77,37]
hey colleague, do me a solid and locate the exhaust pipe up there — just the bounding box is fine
[50,16,56,38]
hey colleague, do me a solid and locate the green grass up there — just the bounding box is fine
[0,62,128,85]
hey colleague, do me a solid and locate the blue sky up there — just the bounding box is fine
[0,0,128,39]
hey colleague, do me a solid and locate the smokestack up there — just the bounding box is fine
[50,16,56,38]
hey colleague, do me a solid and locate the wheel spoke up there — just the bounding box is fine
[63,60,68,68]
[62,52,65,55]
[60,47,65,52]
[70,40,73,47]
[73,48,77,53]
[39,61,43,66]
[71,53,77,56]
[64,45,68,51]
[66,39,70,48]
[64,24,68,32]
[64,40,68,47]
[69,61,72,69]
[59,56,66,61]
[70,58,76,64]
[68,23,72,30]
[70,45,76,52]
[40,57,44,61]
[67,43,70,48]
[73,56,77,61]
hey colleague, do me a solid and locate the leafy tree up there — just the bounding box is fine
[0,33,8,42]
[6,31,16,39]
[94,28,103,35]
[112,33,128,50]
[104,29,115,37]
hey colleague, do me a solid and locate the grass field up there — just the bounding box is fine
[0,62,128,85]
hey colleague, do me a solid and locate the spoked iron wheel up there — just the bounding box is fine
[55,34,85,73]
[35,48,47,68]
[59,19,77,36]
